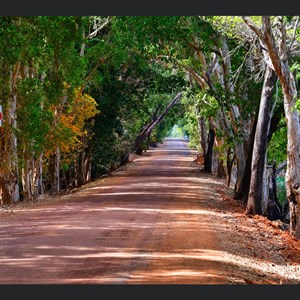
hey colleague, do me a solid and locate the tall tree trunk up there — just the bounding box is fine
[233,143,246,197]
[21,155,34,201]
[53,145,60,194]
[260,16,300,238]
[85,154,92,183]
[214,136,227,179]
[219,36,247,197]
[226,148,235,187]
[233,118,257,202]
[195,105,207,157]
[80,137,87,186]
[204,123,215,173]
[1,62,21,203]
[283,91,300,238]
[74,156,79,188]
[34,153,44,197]
[246,66,277,215]
[10,66,20,202]
[217,156,226,179]
[265,164,283,220]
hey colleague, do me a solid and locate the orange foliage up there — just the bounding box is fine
[45,88,98,158]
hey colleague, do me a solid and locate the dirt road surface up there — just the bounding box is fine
[1,138,300,284]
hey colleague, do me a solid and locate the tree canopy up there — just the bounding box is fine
[1,16,300,238]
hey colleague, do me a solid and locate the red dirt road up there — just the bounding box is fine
[0,138,237,284]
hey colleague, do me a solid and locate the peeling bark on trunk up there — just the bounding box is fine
[243,16,300,237]
[263,17,300,238]
[246,66,277,215]
[219,36,247,197]
[283,91,300,238]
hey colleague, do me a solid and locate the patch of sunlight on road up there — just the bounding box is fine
[150,158,194,162]
[5,245,297,282]
[82,206,223,217]
[147,149,197,153]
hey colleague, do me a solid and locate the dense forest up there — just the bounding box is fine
[1,16,300,239]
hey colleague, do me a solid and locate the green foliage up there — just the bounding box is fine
[209,16,262,41]
[267,118,287,166]
[179,98,201,150]
[291,62,300,82]
[197,92,220,118]
[1,15,297,206]
[17,78,51,156]
[276,176,287,206]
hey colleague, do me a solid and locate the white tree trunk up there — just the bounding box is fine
[246,66,277,215]
[283,90,300,238]
[243,16,300,237]
[261,157,269,215]
[219,36,246,196]
[33,154,43,197]
[85,156,92,183]
[8,63,20,202]
[54,145,60,193]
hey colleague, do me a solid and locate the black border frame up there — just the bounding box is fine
[1,0,300,296]
[1,0,300,15]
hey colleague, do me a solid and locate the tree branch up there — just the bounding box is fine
[87,17,113,39]
[277,16,288,60]
[262,16,284,82]
[288,16,300,53]
[242,16,263,40]
[134,92,182,150]
[76,54,110,100]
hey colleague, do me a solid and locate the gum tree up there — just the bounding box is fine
[243,16,300,238]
